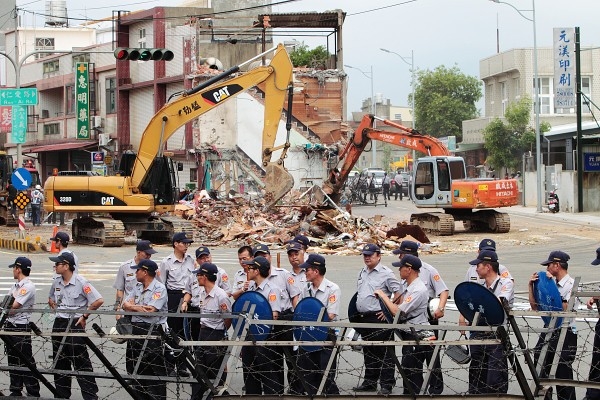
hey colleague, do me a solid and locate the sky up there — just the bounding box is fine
[15,0,600,116]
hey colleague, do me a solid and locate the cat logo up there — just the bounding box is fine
[213,86,231,102]
[101,196,115,205]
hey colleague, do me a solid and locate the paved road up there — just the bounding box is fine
[0,202,598,398]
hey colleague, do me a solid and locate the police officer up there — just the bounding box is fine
[586,247,600,400]
[190,263,232,400]
[113,240,158,318]
[123,259,168,400]
[529,251,578,400]
[393,240,448,394]
[377,255,432,395]
[464,239,513,284]
[229,245,253,300]
[298,254,341,395]
[468,250,514,394]
[5,256,40,397]
[48,252,103,400]
[194,246,231,292]
[158,231,195,377]
[353,243,402,395]
[286,241,307,299]
[240,256,284,395]
[252,243,301,394]
[49,231,79,274]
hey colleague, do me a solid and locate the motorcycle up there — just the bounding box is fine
[548,189,559,213]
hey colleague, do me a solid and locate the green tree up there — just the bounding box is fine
[483,95,551,172]
[381,143,393,172]
[289,44,330,69]
[413,66,482,141]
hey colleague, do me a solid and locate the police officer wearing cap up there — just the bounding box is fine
[123,259,168,400]
[48,252,104,400]
[286,241,307,300]
[240,256,284,395]
[5,257,40,397]
[190,263,232,400]
[182,246,230,342]
[229,245,253,300]
[393,240,448,394]
[585,247,600,400]
[298,254,341,395]
[252,243,301,394]
[464,239,513,284]
[467,249,513,394]
[193,246,231,292]
[377,254,432,395]
[113,240,158,319]
[529,250,579,400]
[49,231,79,275]
[289,234,310,261]
[158,231,195,377]
[353,243,402,395]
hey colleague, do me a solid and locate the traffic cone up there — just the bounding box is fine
[50,226,59,253]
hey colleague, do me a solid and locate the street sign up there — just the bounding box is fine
[0,88,38,106]
[11,105,27,144]
[11,167,32,190]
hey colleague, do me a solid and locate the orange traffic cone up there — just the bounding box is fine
[50,225,59,253]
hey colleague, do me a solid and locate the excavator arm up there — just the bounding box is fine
[324,114,450,199]
[131,43,294,204]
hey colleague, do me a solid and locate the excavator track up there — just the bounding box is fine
[72,217,125,247]
[488,211,511,233]
[159,216,195,238]
[461,210,511,233]
[410,212,455,236]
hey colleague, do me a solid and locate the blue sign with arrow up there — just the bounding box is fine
[11,168,32,190]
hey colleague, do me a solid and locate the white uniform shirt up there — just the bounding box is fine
[303,278,341,320]
[398,278,430,330]
[356,262,403,313]
[8,277,36,325]
[50,274,102,319]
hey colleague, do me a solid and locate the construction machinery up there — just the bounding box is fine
[43,44,295,246]
[324,115,519,235]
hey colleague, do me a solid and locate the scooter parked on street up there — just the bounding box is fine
[548,189,559,213]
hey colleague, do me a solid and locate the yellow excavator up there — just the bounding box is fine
[43,44,295,246]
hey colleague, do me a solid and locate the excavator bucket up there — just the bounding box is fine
[263,162,294,208]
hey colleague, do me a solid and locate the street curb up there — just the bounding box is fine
[0,237,47,253]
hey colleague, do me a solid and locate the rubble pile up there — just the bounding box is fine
[174,194,431,255]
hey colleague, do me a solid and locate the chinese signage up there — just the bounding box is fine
[553,28,576,109]
[584,153,600,172]
[75,62,90,139]
[0,106,11,133]
[11,105,27,144]
[0,88,38,106]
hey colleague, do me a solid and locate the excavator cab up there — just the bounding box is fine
[140,156,178,210]
[412,156,466,208]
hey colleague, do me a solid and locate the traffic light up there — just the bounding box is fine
[114,48,174,61]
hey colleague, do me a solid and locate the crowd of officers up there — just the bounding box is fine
[2,230,600,399]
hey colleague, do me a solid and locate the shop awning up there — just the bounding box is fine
[25,141,97,153]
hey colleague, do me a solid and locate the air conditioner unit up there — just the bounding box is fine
[98,133,110,146]
[92,116,103,128]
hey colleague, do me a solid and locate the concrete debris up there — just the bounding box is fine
[174,194,428,254]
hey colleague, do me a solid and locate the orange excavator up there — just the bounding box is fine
[323,114,519,235]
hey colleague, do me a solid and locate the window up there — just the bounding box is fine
[27,105,37,132]
[35,37,55,59]
[43,60,59,74]
[500,81,508,116]
[139,28,147,48]
[106,78,116,114]
[190,168,198,182]
[394,113,402,120]
[513,77,521,99]
[582,76,592,113]
[534,77,553,114]
[66,85,75,115]
[72,53,90,65]
[43,123,60,135]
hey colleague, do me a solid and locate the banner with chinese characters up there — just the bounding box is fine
[76,62,90,139]
[0,106,11,133]
[584,153,600,172]
[553,28,576,110]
